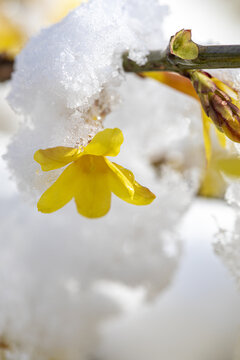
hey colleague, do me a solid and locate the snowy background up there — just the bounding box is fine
[0,1,240,360]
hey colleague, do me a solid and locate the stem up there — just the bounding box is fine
[123,45,240,74]
[2,44,240,82]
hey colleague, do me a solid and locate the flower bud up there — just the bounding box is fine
[170,29,199,60]
[189,70,240,143]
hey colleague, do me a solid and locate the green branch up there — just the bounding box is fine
[123,45,240,74]
[123,30,240,74]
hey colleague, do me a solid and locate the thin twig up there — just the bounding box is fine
[123,45,240,74]
[0,54,14,82]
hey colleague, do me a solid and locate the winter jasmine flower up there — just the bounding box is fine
[34,128,156,218]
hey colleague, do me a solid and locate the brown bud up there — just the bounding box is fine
[188,70,240,143]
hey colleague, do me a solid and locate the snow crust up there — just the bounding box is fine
[6,0,167,198]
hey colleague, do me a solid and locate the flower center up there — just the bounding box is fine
[76,155,108,174]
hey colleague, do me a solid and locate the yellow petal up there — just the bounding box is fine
[202,109,226,162]
[199,165,226,198]
[215,127,226,148]
[216,157,240,177]
[84,128,123,157]
[142,72,199,100]
[48,0,85,23]
[202,110,212,163]
[74,156,111,218]
[34,146,82,171]
[108,162,156,205]
[130,180,156,205]
[37,162,79,213]
[105,159,135,199]
[0,14,25,56]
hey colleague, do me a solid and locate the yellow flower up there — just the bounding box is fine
[0,13,25,57]
[48,0,86,24]
[0,0,85,57]
[34,128,156,218]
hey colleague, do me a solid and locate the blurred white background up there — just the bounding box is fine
[1,1,240,360]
